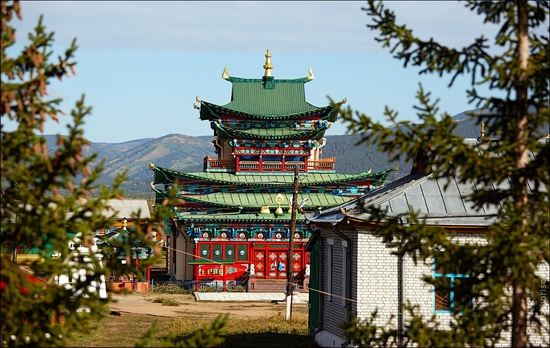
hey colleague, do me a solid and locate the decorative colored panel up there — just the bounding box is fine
[237,244,248,261]
[225,244,235,261]
[200,244,210,259]
[266,251,287,279]
[269,244,287,249]
[292,251,302,277]
[212,244,223,261]
[254,250,265,277]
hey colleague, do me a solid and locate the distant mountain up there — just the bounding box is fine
[42,111,545,198]
[322,110,487,181]
[44,134,216,197]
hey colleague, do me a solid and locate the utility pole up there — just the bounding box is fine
[286,166,299,321]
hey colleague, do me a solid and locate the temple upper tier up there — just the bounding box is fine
[194,49,346,175]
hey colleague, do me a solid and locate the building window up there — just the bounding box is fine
[327,239,334,302]
[434,260,471,313]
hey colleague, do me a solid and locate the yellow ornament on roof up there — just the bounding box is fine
[263,49,273,77]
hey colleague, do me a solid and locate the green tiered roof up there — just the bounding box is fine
[213,122,330,140]
[152,165,393,187]
[199,101,339,121]
[154,191,353,210]
[197,50,344,123]
[152,50,394,225]
[199,77,322,118]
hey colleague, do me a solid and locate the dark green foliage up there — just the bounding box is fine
[1,2,175,346]
[334,1,549,347]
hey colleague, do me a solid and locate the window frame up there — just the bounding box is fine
[433,260,471,313]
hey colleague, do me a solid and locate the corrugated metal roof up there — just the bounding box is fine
[103,199,151,219]
[306,172,500,226]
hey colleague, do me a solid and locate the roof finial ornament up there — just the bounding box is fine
[481,121,485,138]
[306,67,314,80]
[222,65,230,80]
[263,49,273,77]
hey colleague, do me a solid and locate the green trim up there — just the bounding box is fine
[215,122,328,140]
[176,212,309,222]
[187,259,234,265]
[226,76,311,84]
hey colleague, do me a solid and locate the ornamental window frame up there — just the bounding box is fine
[433,259,472,313]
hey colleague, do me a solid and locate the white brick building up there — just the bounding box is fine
[305,164,549,347]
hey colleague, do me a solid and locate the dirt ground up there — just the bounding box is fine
[108,291,308,320]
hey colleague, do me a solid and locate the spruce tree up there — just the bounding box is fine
[0,1,170,346]
[335,1,549,347]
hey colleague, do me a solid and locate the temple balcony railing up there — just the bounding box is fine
[308,157,336,171]
[203,156,336,173]
[204,157,235,172]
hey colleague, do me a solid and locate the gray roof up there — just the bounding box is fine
[305,172,500,227]
[103,199,151,219]
[306,136,547,227]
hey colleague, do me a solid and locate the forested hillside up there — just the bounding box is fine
[44,110,543,198]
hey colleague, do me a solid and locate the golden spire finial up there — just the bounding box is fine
[222,65,230,79]
[306,67,314,80]
[263,49,273,77]
[481,121,485,138]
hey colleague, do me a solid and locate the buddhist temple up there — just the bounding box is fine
[150,50,393,292]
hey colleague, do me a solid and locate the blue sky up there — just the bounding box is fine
[4,1,529,143]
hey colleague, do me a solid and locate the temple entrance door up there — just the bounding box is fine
[266,250,288,279]
[253,250,266,278]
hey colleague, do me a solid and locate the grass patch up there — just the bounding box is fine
[67,312,317,347]
[67,315,172,347]
[165,313,315,347]
[152,297,180,306]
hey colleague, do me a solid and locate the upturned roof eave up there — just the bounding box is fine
[150,164,394,186]
[154,190,353,210]
[215,122,329,140]
[199,100,337,121]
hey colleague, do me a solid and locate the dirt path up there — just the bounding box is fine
[108,292,308,320]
